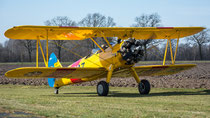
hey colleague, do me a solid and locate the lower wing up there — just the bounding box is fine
[5,64,196,79]
[112,64,196,77]
[5,67,107,79]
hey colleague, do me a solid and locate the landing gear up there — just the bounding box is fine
[130,67,151,95]
[138,79,150,94]
[96,64,113,96]
[54,87,59,94]
[97,81,109,96]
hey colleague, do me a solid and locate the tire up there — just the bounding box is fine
[138,79,150,94]
[97,81,109,96]
[54,87,59,94]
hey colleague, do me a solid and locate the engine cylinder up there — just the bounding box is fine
[119,38,144,65]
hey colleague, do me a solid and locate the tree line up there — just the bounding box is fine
[0,13,209,62]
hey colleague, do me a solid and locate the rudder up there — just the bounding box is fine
[48,53,62,87]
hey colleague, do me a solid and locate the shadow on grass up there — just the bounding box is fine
[46,89,210,98]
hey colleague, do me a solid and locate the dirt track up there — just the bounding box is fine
[0,62,210,89]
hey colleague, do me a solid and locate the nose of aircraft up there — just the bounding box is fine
[119,38,144,65]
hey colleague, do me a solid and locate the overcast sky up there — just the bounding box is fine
[0,0,210,44]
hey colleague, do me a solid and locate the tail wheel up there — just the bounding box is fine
[54,87,59,94]
[97,81,109,96]
[138,79,150,94]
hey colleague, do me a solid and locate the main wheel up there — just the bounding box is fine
[97,81,109,96]
[138,79,150,94]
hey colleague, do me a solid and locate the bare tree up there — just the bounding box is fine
[17,40,36,62]
[44,16,77,61]
[187,29,210,60]
[0,43,6,62]
[79,13,116,49]
[132,13,161,60]
[79,13,116,27]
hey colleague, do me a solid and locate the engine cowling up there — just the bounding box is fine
[119,38,144,65]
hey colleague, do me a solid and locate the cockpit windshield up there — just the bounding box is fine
[91,42,116,54]
[91,48,101,54]
[85,48,101,59]
[85,41,117,59]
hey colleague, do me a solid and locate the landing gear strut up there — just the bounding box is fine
[54,87,59,94]
[97,81,109,96]
[97,64,113,96]
[130,67,151,95]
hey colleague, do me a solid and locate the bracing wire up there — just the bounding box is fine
[147,45,163,60]
[50,41,102,67]
[59,39,113,65]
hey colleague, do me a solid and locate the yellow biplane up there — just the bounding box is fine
[4,26,204,96]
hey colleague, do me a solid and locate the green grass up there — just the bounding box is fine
[0,85,209,118]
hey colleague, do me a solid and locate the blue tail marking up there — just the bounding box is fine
[48,53,57,87]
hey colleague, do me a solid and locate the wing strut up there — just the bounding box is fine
[103,37,113,49]
[36,37,39,67]
[38,39,47,67]
[169,39,174,64]
[90,37,105,52]
[173,31,180,63]
[101,32,113,49]
[36,29,49,67]
[162,31,180,65]
[46,29,49,66]
[163,38,169,65]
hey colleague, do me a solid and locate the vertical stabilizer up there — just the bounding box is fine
[48,53,62,87]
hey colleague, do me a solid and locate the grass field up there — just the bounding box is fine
[0,85,209,118]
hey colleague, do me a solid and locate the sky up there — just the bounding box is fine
[0,0,210,44]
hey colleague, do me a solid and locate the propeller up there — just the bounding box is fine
[119,38,144,65]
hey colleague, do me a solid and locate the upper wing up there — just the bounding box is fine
[5,25,205,40]
[5,67,107,79]
[112,64,196,77]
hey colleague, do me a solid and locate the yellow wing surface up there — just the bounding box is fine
[112,64,196,77]
[5,64,195,79]
[5,25,205,40]
[5,67,107,79]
